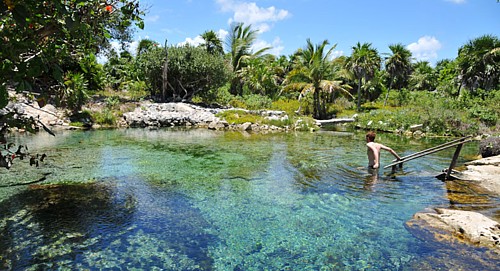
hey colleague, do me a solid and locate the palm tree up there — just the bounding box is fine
[456,34,500,93]
[201,30,224,55]
[409,61,437,91]
[285,39,352,119]
[226,22,270,95]
[237,56,280,97]
[384,43,412,106]
[345,42,381,111]
[435,59,460,97]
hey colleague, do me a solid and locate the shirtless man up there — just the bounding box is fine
[366,131,401,169]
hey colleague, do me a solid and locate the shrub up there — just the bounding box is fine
[216,110,263,125]
[271,99,301,116]
[92,108,117,126]
[468,105,498,127]
[241,94,272,110]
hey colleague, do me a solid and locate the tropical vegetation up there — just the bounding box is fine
[1,1,499,139]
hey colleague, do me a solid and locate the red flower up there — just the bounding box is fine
[105,5,112,12]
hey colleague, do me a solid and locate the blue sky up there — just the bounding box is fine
[126,0,499,64]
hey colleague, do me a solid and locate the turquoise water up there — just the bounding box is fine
[0,128,498,270]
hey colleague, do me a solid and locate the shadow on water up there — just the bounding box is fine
[0,179,217,270]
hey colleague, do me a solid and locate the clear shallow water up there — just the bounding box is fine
[0,128,498,270]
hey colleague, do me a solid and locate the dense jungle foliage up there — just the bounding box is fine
[1,1,499,138]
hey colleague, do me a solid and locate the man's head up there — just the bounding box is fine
[366,131,376,142]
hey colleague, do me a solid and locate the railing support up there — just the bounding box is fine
[445,143,464,180]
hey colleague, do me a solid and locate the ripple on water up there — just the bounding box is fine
[0,129,498,270]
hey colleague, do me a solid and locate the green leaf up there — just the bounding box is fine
[137,21,144,30]
[52,65,64,83]
[12,4,29,27]
[16,81,32,92]
[65,17,75,30]
[0,85,8,109]
[27,63,43,78]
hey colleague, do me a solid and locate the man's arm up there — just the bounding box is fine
[380,145,401,160]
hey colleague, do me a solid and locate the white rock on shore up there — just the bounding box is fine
[407,208,500,252]
[451,155,500,195]
[407,155,500,253]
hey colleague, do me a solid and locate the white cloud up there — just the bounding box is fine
[178,35,205,47]
[252,37,284,55]
[217,29,229,42]
[407,36,442,62]
[331,50,344,59]
[108,40,140,55]
[177,29,229,47]
[97,39,142,63]
[216,0,289,33]
[145,15,160,23]
[445,0,466,4]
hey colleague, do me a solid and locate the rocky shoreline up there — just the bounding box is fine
[406,155,500,253]
[121,101,291,132]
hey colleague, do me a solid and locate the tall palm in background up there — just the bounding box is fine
[285,39,352,119]
[201,30,224,55]
[345,42,381,111]
[409,61,438,91]
[226,22,270,95]
[237,56,280,97]
[456,34,500,94]
[384,43,412,106]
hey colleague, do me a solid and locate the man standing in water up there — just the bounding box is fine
[366,131,401,169]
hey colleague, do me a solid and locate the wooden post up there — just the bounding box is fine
[445,143,464,180]
[162,39,168,103]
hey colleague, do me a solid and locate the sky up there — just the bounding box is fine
[123,0,499,65]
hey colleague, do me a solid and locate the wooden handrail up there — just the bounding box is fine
[391,136,472,162]
[383,139,472,169]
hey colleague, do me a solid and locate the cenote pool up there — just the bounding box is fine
[0,128,498,270]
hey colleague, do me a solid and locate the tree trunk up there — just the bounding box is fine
[162,41,168,102]
[384,76,393,106]
[356,78,362,112]
[313,88,320,119]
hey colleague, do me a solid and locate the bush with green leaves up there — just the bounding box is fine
[238,94,272,110]
[62,72,90,112]
[0,0,144,110]
[134,45,229,102]
[134,46,165,95]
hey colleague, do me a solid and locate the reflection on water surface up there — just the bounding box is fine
[0,128,498,270]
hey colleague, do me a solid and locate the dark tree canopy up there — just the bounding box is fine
[0,0,144,108]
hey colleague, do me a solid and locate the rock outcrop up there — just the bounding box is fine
[1,92,70,130]
[407,155,500,252]
[123,102,221,128]
[406,208,500,252]
[451,155,500,195]
[122,102,290,132]
[480,137,500,158]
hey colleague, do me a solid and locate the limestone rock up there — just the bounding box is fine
[409,124,423,132]
[407,208,500,252]
[451,155,500,195]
